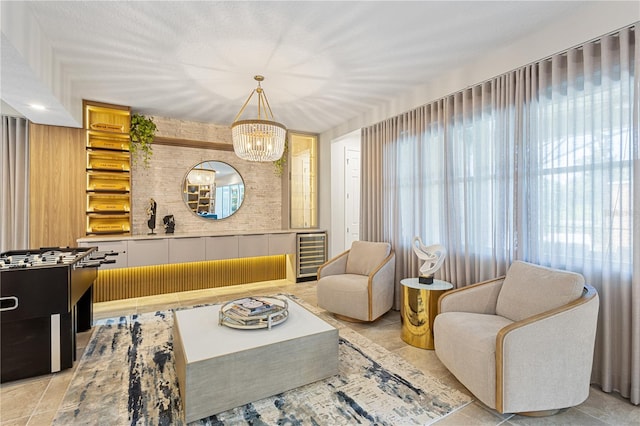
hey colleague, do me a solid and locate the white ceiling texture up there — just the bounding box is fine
[1,1,636,135]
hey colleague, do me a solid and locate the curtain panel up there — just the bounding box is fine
[360,25,638,404]
[1,115,29,252]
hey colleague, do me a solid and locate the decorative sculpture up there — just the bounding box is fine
[163,215,175,234]
[412,237,446,284]
[147,198,157,234]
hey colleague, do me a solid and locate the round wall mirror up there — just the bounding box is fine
[183,161,245,220]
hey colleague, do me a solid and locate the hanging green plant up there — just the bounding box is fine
[273,135,289,177]
[129,113,157,167]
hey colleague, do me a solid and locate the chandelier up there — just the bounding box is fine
[231,75,287,162]
[187,168,216,186]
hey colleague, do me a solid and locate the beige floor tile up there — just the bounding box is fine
[76,329,93,349]
[508,407,608,425]
[434,401,509,425]
[473,399,519,421]
[349,321,407,352]
[289,282,317,295]
[392,345,452,379]
[0,377,49,422]
[136,293,181,305]
[32,370,74,414]
[135,302,179,314]
[573,386,640,426]
[175,289,221,304]
[177,295,221,309]
[25,409,56,426]
[93,297,137,314]
[133,294,181,314]
[376,309,402,325]
[0,416,29,426]
[435,371,476,397]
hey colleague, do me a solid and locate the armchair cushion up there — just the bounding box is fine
[495,260,584,322]
[345,241,391,276]
[434,312,513,408]
[316,274,370,321]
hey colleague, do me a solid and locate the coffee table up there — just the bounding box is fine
[173,296,339,423]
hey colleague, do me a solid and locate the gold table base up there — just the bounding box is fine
[401,285,448,349]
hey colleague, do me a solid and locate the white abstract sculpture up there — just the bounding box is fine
[412,237,446,283]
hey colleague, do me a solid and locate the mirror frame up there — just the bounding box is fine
[182,160,245,220]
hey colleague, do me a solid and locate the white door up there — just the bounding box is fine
[345,147,360,248]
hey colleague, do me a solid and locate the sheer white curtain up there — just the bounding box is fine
[519,27,638,405]
[360,25,638,404]
[1,115,29,252]
[441,79,516,284]
[362,82,518,306]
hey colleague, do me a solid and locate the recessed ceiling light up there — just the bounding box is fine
[29,103,47,111]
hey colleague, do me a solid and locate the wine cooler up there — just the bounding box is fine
[296,232,327,281]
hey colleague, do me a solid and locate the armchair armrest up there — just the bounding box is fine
[495,285,599,413]
[317,250,349,279]
[438,277,504,314]
[367,251,396,320]
[369,251,395,290]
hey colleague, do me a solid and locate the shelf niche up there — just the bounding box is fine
[83,100,132,236]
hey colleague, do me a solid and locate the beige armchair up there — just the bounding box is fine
[433,260,599,416]
[316,241,395,322]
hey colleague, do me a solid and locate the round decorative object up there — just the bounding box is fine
[412,237,446,277]
[182,160,245,220]
[218,296,288,330]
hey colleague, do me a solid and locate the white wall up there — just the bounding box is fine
[318,2,639,239]
[329,130,360,257]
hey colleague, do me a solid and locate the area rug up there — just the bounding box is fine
[53,298,472,425]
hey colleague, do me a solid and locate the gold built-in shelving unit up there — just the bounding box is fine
[289,132,318,229]
[83,100,132,235]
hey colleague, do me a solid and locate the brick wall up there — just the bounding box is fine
[131,116,282,235]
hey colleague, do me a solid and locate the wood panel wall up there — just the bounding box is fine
[29,123,86,248]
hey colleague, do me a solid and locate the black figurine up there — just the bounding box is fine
[147,198,157,234]
[163,215,175,234]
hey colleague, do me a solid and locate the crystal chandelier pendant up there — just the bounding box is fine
[231,76,287,162]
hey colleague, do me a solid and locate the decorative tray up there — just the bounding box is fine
[218,296,288,330]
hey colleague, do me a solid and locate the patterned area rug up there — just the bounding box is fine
[53,298,471,425]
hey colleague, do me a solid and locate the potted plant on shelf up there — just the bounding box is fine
[273,136,289,177]
[129,113,157,167]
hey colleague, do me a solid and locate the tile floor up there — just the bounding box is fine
[1,279,638,425]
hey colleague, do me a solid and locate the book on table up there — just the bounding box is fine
[219,296,289,329]
[232,297,278,317]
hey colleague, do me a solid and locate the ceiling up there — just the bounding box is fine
[0,1,625,135]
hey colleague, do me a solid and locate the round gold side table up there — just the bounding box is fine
[400,278,453,350]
